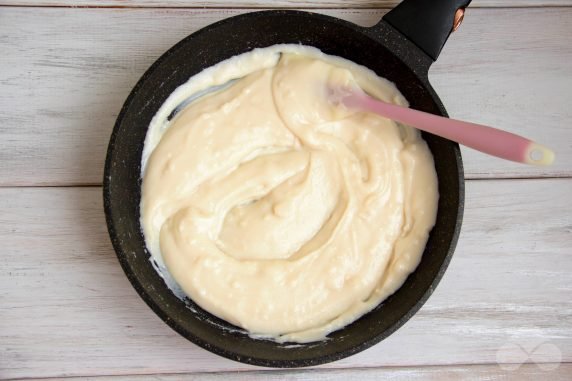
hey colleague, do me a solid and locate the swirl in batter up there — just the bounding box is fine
[141,46,438,342]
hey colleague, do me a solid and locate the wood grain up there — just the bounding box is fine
[0,8,571,186]
[16,364,572,381]
[1,179,571,379]
[4,0,572,9]
[2,2,571,380]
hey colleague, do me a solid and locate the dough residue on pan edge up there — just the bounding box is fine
[140,45,439,343]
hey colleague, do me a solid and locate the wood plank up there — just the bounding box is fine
[1,179,571,379]
[0,7,571,186]
[4,0,572,9]
[16,364,572,381]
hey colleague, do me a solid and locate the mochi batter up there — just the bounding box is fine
[140,45,439,343]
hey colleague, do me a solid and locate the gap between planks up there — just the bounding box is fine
[2,4,572,9]
[0,176,571,189]
[6,363,572,381]
[3,0,572,9]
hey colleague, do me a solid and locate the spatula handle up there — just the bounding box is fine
[350,93,554,166]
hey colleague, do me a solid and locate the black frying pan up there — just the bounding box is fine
[104,0,468,367]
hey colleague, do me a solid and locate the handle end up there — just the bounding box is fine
[524,143,555,166]
[383,0,472,61]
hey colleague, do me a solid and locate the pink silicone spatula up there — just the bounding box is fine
[338,89,554,166]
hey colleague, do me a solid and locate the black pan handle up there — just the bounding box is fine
[383,0,472,61]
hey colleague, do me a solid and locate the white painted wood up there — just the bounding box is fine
[17,364,572,381]
[0,8,571,186]
[1,3,571,380]
[4,0,572,8]
[1,180,571,379]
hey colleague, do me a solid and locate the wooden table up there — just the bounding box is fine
[1,1,571,379]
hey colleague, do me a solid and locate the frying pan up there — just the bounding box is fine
[104,0,468,367]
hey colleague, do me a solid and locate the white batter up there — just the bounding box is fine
[140,45,439,343]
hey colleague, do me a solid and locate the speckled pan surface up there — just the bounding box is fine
[103,10,464,367]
